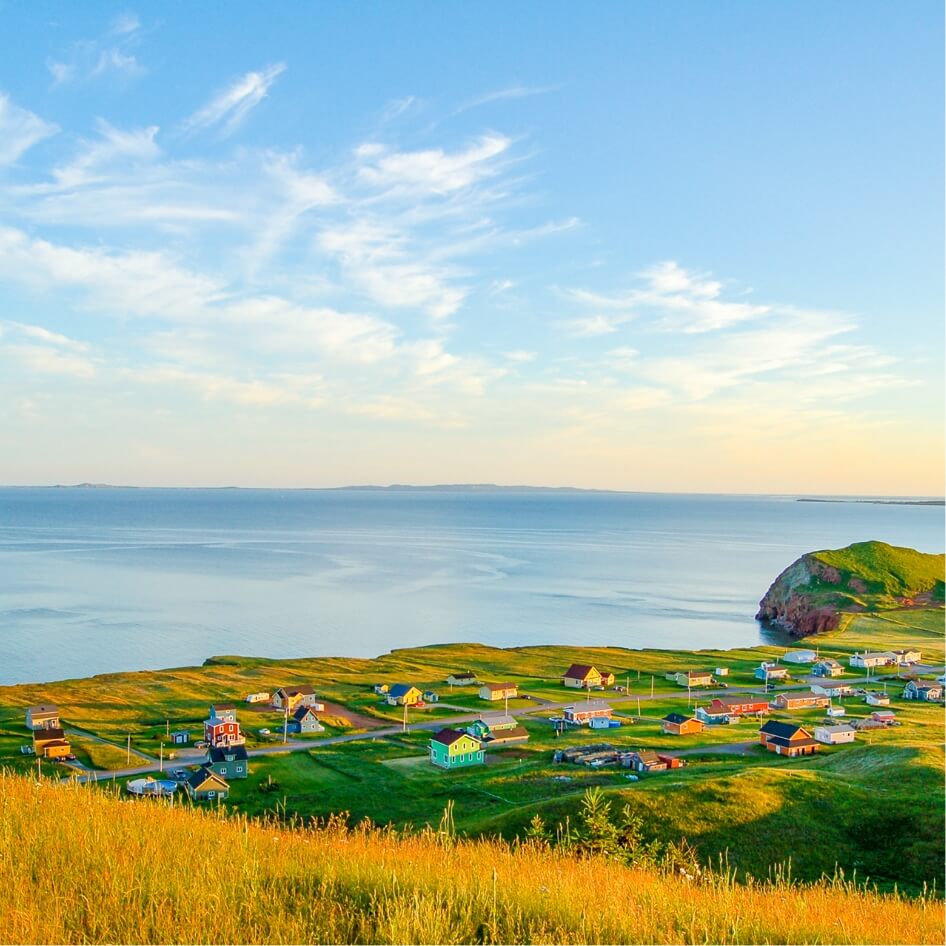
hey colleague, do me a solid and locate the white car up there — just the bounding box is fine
[259,728,271,735]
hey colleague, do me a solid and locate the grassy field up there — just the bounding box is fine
[0,771,941,945]
[1,607,942,897]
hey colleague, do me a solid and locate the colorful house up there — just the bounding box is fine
[32,727,71,759]
[170,730,190,745]
[758,721,819,757]
[289,705,324,734]
[695,704,731,725]
[429,729,485,769]
[672,670,714,688]
[708,696,769,717]
[812,659,844,678]
[184,766,230,801]
[478,682,518,702]
[813,723,856,746]
[755,663,788,683]
[446,672,478,686]
[772,693,829,711]
[205,745,250,779]
[660,713,703,736]
[562,665,613,689]
[903,680,944,702]
[272,686,320,711]
[870,709,897,724]
[386,684,423,706]
[25,705,60,731]
[203,706,245,748]
[210,703,238,722]
[563,700,612,725]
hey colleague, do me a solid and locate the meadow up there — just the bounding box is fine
[0,771,942,945]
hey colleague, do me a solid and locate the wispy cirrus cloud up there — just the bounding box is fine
[183,63,286,136]
[457,83,560,113]
[46,13,145,86]
[0,94,58,166]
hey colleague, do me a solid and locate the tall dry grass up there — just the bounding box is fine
[0,771,941,944]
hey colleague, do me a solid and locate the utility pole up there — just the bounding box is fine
[402,701,408,733]
[166,719,170,738]
[159,743,164,773]
[36,756,41,779]
[687,683,691,708]
[127,733,131,765]
[650,676,654,698]
[283,706,289,744]
[636,695,641,719]
[505,692,509,715]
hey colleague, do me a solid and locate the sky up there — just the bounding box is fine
[0,1,942,494]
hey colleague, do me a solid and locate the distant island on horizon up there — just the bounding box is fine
[5,483,943,504]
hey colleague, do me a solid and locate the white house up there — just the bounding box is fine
[891,649,921,665]
[563,700,613,725]
[865,691,890,707]
[849,652,896,669]
[782,649,817,664]
[814,723,856,745]
[244,692,270,704]
[811,681,853,698]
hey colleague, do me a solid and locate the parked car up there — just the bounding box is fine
[194,740,208,749]
[172,768,189,779]
[259,728,271,735]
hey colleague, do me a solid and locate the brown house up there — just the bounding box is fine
[660,712,703,736]
[32,727,71,759]
[758,721,819,758]
[772,693,830,711]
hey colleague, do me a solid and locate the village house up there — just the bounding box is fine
[864,691,890,707]
[170,730,190,745]
[272,686,320,712]
[205,744,250,779]
[468,715,530,745]
[386,684,423,706]
[373,683,389,695]
[661,713,703,736]
[891,649,921,665]
[781,649,818,664]
[714,666,730,677]
[707,695,770,717]
[562,664,614,689]
[210,703,238,722]
[772,693,829,711]
[810,681,853,698]
[429,729,485,769]
[446,671,478,686]
[755,663,789,683]
[624,750,668,773]
[849,652,896,669]
[695,704,732,725]
[811,658,844,678]
[813,723,856,746]
[32,727,71,759]
[289,705,324,734]
[203,705,245,748]
[903,680,944,702]
[244,692,270,704]
[563,700,613,725]
[422,690,439,703]
[478,682,518,702]
[758,721,820,758]
[671,670,714,688]
[870,709,897,724]
[25,705,60,731]
[185,766,230,801]
[826,705,846,718]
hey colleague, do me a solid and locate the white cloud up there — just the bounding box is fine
[183,63,286,136]
[50,119,160,188]
[46,17,145,86]
[0,95,58,165]
[457,84,559,113]
[111,12,142,36]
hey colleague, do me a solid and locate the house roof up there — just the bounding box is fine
[563,664,599,680]
[678,669,713,679]
[33,727,66,742]
[766,735,819,749]
[760,720,808,740]
[815,658,842,667]
[449,671,477,680]
[487,725,530,742]
[566,699,611,713]
[632,750,661,763]
[817,724,855,734]
[430,728,480,748]
[480,714,516,728]
[27,704,59,717]
[663,713,693,724]
[481,682,516,691]
[388,683,418,698]
[188,766,229,790]
[277,685,315,697]
[208,745,249,763]
[212,702,236,710]
[292,704,318,720]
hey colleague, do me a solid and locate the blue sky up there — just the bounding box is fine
[0,2,942,492]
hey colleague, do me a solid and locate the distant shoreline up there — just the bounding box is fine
[1,483,943,503]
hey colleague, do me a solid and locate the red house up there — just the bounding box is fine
[203,706,245,748]
[708,696,770,717]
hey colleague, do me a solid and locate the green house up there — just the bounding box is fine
[429,728,485,769]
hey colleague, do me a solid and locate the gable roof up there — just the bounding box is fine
[678,669,713,679]
[388,683,419,698]
[27,704,59,717]
[662,713,693,725]
[563,664,598,680]
[33,727,66,742]
[481,682,516,691]
[292,704,318,720]
[631,750,661,763]
[449,671,477,680]
[430,728,480,748]
[817,723,855,734]
[480,714,516,728]
[276,685,315,697]
[760,720,807,740]
[211,702,236,711]
[208,745,248,763]
[188,766,229,790]
[565,699,611,713]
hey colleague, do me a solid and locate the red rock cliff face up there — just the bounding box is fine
[755,555,847,637]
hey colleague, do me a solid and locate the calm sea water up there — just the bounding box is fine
[0,488,942,685]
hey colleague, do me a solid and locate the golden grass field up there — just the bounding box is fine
[1,771,942,945]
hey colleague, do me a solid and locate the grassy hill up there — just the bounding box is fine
[0,771,941,945]
[757,541,944,636]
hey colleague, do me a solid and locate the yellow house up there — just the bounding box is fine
[478,682,517,702]
[32,728,71,759]
[386,684,423,706]
[562,664,615,689]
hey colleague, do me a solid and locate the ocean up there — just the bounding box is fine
[0,487,942,685]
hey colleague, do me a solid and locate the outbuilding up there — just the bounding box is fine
[813,723,856,745]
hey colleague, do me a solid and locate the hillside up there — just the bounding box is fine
[756,541,944,636]
[0,772,941,945]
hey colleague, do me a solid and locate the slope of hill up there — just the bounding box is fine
[0,772,940,945]
[756,541,944,636]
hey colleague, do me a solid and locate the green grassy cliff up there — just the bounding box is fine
[756,541,944,636]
